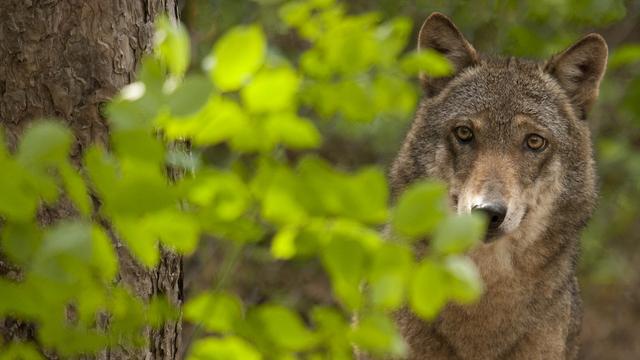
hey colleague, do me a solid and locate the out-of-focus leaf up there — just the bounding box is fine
[84,145,119,196]
[400,50,453,77]
[322,238,367,310]
[59,163,91,216]
[0,342,45,360]
[17,121,72,168]
[189,336,262,360]
[264,113,321,149]
[350,314,407,357]
[369,243,413,310]
[409,259,448,320]
[155,16,190,77]
[271,225,299,259]
[432,214,486,255]
[251,304,317,351]
[0,222,42,266]
[91,226,118,282]
[167,75,214,116]
[445,256,483,303]
[184,292,243,333]
[241,67,300,113]
[392,181,448,238]
[209,25,266,91]
[145,209,200,255]
[112,128,165,165]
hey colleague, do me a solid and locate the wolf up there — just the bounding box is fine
[388,12,607,360]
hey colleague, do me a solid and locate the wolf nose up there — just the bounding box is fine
[472,203,507,230]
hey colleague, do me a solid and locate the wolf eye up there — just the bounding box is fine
[525,134,547,151]
[454,126,473,143]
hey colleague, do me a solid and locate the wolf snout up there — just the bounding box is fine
[472,202,507,231]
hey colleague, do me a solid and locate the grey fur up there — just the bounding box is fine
[382,13,607,360]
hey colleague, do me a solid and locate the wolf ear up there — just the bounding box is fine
[545,34,608,120]
[417,12,479,97]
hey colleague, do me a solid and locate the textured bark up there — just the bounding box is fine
[0,1,182,359]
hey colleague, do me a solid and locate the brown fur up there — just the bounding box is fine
[384,13,606,360]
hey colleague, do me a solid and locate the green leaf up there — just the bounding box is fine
[38,221,92,260]
[184,292,243,333]
[186,170,250,221]
[263,113,321,149]
[91,226,118,282]
[279,1,312,28]
[84,145,120,216]
[321,238,367,310]
[210,25,266,91]
[409,259,448,320]
[17,121,72,169]
[271,225,299,259]
[112,128,165,165]
[445,256,483,303]
[189,336,262,360]
[113,216,160,268]
[432,214,486,255]
[251,304,317,351]
[163,96,249,147]
[167,75,214,116]
[0,342,45,360]
[350,314,407,357]
[400,49,454,77]
[310,307,352,359]
[241,67,300,113]
[146,209,200,255]
[369,244,413,310]
[0,159,39,221]
[155,16,191,77]
[59,163,91,216]
[392,181,448,238]
[0,222,43,266]
[260,166,308,225]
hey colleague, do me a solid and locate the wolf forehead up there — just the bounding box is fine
[426,58,574,134]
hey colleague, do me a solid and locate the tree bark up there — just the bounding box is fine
[0,1,182,359]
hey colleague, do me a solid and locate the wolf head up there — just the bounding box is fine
[392,13,607,244]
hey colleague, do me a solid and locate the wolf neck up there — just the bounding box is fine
[427,215,581,359]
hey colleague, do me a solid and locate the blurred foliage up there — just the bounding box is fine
[185,0,640,283]
[0,0,639,358]
[0,0,488,358]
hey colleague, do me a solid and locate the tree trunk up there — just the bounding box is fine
[0,1,182,359]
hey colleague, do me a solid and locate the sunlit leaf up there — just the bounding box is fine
[184,292,243,333]
[321,238,367,310]
[350,314,407,357]
[241,67,300,113]
[91,226,118,282]
[432,214,486,255]
[264,113,321,149]
[409,259,448,320]
[210,25,266,91]
[445,256,483,303]
[155,16,191,77]
[271,225,299,259]
[369,243,413,309]
[189,336,262,360]
[59,162,91,216]
[392,181,448,238]
[251,304,317,351]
